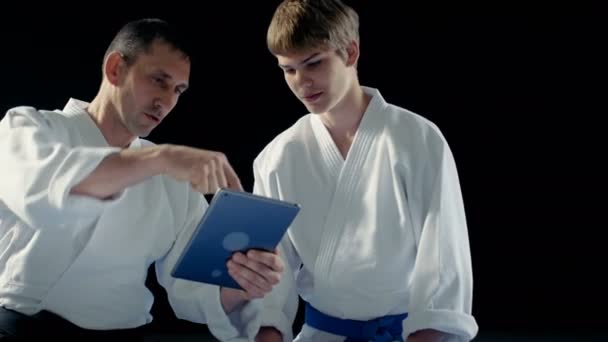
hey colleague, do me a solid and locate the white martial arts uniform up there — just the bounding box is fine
[0,98,279,341]
[253,87,479,341]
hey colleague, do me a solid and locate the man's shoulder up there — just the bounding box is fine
[2,104,72,129]
[5,104,57,117]
[136,138,157,148]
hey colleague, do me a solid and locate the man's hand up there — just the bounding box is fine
[255,327,283,342]
[160,144,243,194]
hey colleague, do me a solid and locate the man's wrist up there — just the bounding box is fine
[151,144,171,175]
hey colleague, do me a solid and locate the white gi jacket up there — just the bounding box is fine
[0,98,271,341]
[253,87,479,341]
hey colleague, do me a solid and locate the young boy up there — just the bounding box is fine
[252,1,479,341]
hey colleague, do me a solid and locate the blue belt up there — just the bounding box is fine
[304,302,408,342]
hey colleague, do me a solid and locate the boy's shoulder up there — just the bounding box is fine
[365,86,446,143]
[257,114,314,156]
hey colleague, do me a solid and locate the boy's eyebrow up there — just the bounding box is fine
[278,52,321,69]
[154,70,172,79]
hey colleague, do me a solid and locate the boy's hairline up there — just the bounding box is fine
[268,40,357,58]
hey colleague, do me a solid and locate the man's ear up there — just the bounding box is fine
[345,40,360,67]
[104,51,127,86]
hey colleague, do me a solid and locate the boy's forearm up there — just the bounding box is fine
[219,287,248,314]
[407,329,451,342]
[256,327,283,342]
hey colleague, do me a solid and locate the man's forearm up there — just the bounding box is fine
[70,145,167,199]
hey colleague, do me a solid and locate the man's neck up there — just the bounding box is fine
[87,91,135,148]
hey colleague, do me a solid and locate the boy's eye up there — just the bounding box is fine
[153,77,168,88]
[307,60,321,68]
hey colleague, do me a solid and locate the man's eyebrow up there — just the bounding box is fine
[177,83,189,92]
[154,69,188,91]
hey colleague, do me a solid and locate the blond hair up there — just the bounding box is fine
[267,0,359,58]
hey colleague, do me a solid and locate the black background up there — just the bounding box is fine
[1,1,605,337]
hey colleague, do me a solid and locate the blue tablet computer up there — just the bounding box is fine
[171,188,301,289]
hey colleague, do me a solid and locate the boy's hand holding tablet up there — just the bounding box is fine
[171,188,301,312]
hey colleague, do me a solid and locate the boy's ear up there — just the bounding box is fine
[345,40,360,67]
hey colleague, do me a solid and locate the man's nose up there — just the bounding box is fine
[155,90,178,113]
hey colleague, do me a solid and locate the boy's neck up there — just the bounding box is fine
[321,84,370,138]
[320,83,371,159]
